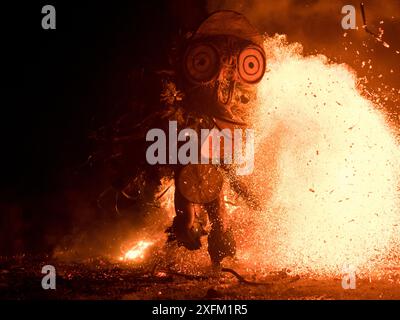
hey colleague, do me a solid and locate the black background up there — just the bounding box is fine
[2,1,208,254]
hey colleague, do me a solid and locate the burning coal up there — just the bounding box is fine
[120,240,154,262]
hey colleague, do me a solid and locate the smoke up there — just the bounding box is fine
[206,0,400,42]
[231,35,400,277]
[52,3,400,279]
[206,0,400,119]
[196,0,400,276]
[133,34,400,278]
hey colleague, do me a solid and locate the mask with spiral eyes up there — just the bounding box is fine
[181,11,266,128]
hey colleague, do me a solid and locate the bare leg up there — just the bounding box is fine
[205,191,236,266]
[168,187,202,250]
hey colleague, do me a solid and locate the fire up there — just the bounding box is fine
[119,240,154,262]
[231,35,400,277]
[117,35,399,278]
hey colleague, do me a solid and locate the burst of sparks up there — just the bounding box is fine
[118,35,400,279]
[241,35,400,277]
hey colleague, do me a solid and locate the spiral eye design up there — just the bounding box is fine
[184,44,219,83]
[238,46,266,83]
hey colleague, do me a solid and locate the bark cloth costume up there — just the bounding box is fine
[99,11,266,266]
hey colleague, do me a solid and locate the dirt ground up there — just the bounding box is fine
[1,255,399,300]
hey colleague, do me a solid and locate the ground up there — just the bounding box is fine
[0,256,399,300]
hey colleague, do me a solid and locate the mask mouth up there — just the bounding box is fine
[183,73,251,126]
[217,78,235,105]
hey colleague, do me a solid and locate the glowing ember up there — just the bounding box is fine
[231,35,400,277]
[120,240,154,262]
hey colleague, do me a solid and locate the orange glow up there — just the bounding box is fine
[118,35,399,279]
[120,240,154,262]
[232,35,400,277]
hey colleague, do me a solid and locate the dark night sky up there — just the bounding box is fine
[5,2,178,194]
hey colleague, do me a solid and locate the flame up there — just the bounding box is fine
[119,240,154,262]
[232,35,400,277]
